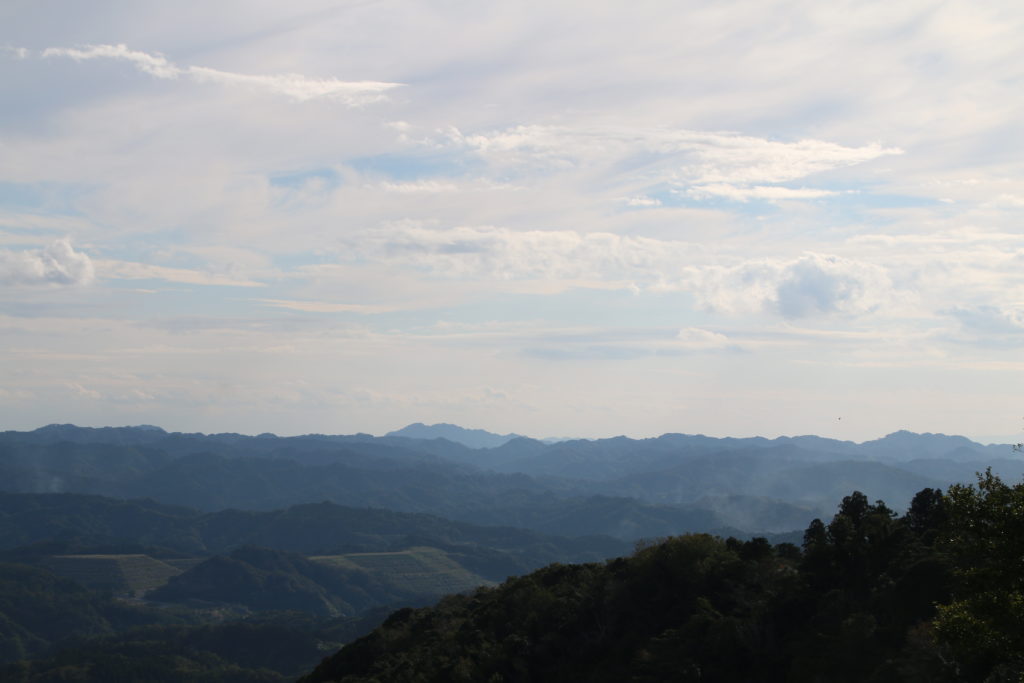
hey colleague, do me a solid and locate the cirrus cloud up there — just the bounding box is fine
[42,43,402,104]
[442,124,901,200]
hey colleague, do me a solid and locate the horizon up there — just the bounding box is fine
[11,419,1021,448]
[2,3,1023,443]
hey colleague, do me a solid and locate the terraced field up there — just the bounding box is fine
[43,554,183,595]
[311,547,493,596]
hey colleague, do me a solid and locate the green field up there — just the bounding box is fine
[43,554,183,595]
[310,547,494,597]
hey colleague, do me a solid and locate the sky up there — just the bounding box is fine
[2,1,1024,442]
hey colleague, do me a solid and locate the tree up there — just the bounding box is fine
[934,469,1024,680]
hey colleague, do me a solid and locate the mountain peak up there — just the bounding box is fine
[385,423,522,449]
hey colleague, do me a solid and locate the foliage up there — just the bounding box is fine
[934,470,1024,680]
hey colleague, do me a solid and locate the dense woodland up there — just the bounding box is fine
[1,424,1023,680]
[303,474,1024,682]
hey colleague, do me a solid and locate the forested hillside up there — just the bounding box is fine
[302,472,1024,683]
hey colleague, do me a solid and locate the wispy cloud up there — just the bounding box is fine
[43,44,181,78]
[344,226,687,283]
[1,45,29,60]
[0,239,94,287]
[97,260,265,287]
[258,298,396,314]
[43,43,402,104]
[687,184,841,201]
[443,124,901,199]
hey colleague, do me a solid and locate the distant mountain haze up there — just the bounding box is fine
[2,424,1019,540]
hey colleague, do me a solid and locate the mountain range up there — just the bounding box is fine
[2,421,1021,682]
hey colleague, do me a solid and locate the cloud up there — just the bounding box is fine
[187,66,399,104]
[97,260,265,287]
[687,184,840,201]
[340,227,897,320]
[43,43,401,103]
[377,180,461,193]
[676,327,731,350]
[946,305,1024,336]
[68,382,101,399]
[684,253,893,319]
[2,45,29,60]
[258,298,395,314]
[444,124,901,199]
[0,239,94,287]
[44,44,180,78]
[623,195,662,207]
[345,226,685,282]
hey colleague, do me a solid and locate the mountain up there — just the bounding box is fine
[299,489,956,683]
[385,422,523,449]
[0,428,771,539]
[2,424,1017,544]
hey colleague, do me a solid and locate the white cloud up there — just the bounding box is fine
[43,43,401,103]
[683,253,894,319]
[687,184,840,201]
[676,327,731,350]
[44,44,181,78]
[187,66,399,104]
[445,124,901,198]
[0,239,94,287]
[623,195,662,207]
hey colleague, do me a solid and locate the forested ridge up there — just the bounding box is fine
[302,472,1024,683]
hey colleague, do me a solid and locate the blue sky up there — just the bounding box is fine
[2,0,1024,442]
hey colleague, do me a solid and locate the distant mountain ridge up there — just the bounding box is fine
[3,423,1021,541]
[385,422,524,449]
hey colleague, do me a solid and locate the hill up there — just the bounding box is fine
[310,547,494,597]
[0,492,630,583]
[148,547,436,617]
[42,554,182,595]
